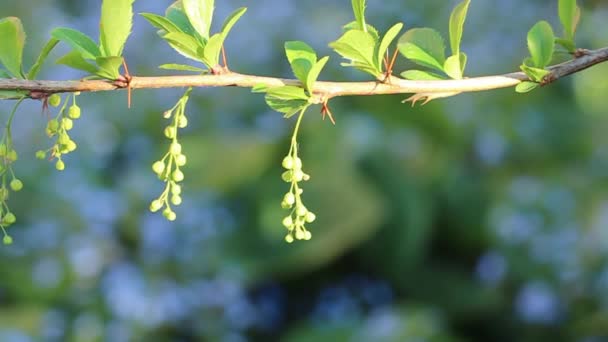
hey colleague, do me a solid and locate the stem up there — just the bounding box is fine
[0,46,606,100]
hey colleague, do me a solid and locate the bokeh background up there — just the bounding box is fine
[1,0,608,341]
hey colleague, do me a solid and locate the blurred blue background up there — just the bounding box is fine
[1,0,608,341]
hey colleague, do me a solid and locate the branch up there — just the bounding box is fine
[1,47,607,101]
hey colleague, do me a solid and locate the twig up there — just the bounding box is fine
[0,46,606,101]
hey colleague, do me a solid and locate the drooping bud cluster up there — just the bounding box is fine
[0,98,27,244]
[149,88,191,221]
[280,110,316,243]
[37,93,82,170]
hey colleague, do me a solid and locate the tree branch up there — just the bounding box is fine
[1,47,606,101]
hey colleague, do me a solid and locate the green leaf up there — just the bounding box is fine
[51,28,100,60]
[555,37,576,53]
[0,69,11,78]
[166,2,198,37]
[351,0,367,32]
[559,0,580,41]
[162,31,204,63]
[202,33,222,67]
[515,81,539,93]
[140,13,183,34]
[400,70,446,80]
[0,17,26,78]
[159,63,207,72]
[99,0,135,57]
[444,55,462,79]
[448,0,471,56]
[527,21,555,68]
[330,29,380,77]
[520,63,550,82]
[56,50,99,75]
[306,56,329,93]
[376,23,404,71]
[0,90,28,99]
[398,28,446,72]
[343,21,379,41]
[285,41,317,86]
[202,7,247,68]
[255,85,310,117]
[95,56,123,79]
[443,52,467,79]
[27,38,59,80]
[182,0,214,40]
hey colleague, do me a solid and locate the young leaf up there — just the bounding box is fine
[527,21,555,68]
[449,0,471,56]
[255,85,310,117]
[285,41,317,85]
[559,0,580,41]
[306,56,329,93]
[162,31,205,62]
[0,17,26,78]
[0,69,11,78]
[95,56,123,79]
[343,21,379,41]
[398,28,446,72]
[376,23,404,71]
[56,50,99,75]
[183,0,214,40]
[401,70,446,80]
[219,7,247,37]
[141,13,183,35]
[166,2,198,37]
[99,0,135,57]
[159,64,207,72]
[330,29,379,76]
[515,81,539,93]
[444,54,462,79]
[51,28,100,60]
[520,63,550,82]
[351,0,367,32]
[27,38,59,80]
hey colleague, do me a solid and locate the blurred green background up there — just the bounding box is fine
[1,0,608,341]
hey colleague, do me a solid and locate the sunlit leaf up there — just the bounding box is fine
[99,0,135,57]
[56,50,99,75]
[159,63,207,72]
[306,56,329,93]
[398,28,446,72]
[330,29,380,77]
[285,41,317,86]
[0,17,26,78]
[527,20,555,68]
[182,0,214,40]
[27,38,59,80]
[377,23,404,71]
[448,0,471,56]
[515,81,539,93]
[559,0,580,41]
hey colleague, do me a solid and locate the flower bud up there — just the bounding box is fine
[283,192,295,205]
[282,156,294,169]
[48,94,61,107]
[55,160,65,171]
[170,142,182,155]
[305,212,316,223]
[68,105,81,119]
[282,216,293,228]
[175,154,187,166]
[172,169,184,182]
[149,200,163,212]
[152,161,165,175]
[10,179,23,192]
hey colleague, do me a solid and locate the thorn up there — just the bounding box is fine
[321,100,336,125]
[121,58,133,108]
[221,45,229,72]
[381,49,399,84]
